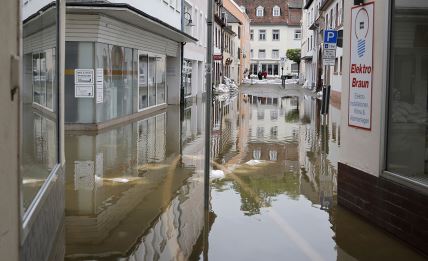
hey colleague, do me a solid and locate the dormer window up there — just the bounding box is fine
[273,6,280,16]
[256,6,264,17]
[240,5,246,13]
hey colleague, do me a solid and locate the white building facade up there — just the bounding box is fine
[183,0,208,100]
[235,0,303,78]
[249,24,302,77]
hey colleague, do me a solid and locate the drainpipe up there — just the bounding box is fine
[180,42,186,105]
[204,0,214,259]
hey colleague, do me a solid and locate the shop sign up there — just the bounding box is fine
[349,2,374,130]
[213,54,223,61]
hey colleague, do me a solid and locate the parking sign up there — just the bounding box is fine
[324,30,338,44]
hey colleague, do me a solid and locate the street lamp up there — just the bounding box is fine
[184,12,195,27]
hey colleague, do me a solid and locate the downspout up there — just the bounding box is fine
[180,42,186,105]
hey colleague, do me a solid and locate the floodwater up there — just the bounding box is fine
[61,85,427,260]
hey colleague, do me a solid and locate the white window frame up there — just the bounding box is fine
[256,6,264,17]
[258,49,266,59]
[273,6,280,17]
[272,29,280,40]
[259,29,266,40]
[137,50,167,112]
[294,29,302,40]
[272,49,279,59]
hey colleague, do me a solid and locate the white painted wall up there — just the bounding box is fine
[250,24,301,75]
[340,0,390,177]
[183,0,207,97]
[110,0,182,29]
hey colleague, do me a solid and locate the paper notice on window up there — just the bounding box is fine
[96,68,104,103]
[75,84,94,98]
[75,69,94,84]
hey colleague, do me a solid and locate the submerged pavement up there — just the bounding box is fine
[55,85,426,260]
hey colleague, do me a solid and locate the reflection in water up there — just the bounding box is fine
[64,105,205,260]
[208,90,426,261]
[22,108,58,211]
[60,88,426,261]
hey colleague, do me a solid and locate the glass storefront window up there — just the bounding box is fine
[22,2,59,213]
[138,53,148,110]
[148,56,157,107]
[65,42,95,123]
[387,0,428,185]
[183,60,192,97]
[156,57,166,104]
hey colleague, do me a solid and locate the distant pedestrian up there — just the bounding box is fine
[262,71,267,79]
[257,71,262,80]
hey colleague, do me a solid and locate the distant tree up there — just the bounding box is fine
[286,48,301,76]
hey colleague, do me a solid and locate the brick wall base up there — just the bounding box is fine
[338,163,428,256]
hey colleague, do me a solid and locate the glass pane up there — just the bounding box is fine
[95,43,111,122]
[138,53,148,110]
[156,56,166,104]
[149,56,156,107]
[64,42,94,123]
[22,2,58,212]
[39,52,47,107]
[32,53,41,105]
[387,1,428,184]
[46,49,54,110]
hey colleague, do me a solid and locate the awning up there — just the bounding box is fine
[66,3,198,43]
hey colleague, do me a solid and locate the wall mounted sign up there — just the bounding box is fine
[213,54,223,61]
[348,2,374,130]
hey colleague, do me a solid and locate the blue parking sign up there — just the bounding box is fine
[324,30,338,44]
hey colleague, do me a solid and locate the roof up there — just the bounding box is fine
[66,2,197,43]
[234,0,302,26]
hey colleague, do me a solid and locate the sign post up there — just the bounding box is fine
[348,2,374,130]
[323,30,338,66]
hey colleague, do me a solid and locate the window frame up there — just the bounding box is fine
[273,6,280,17]
[272,29,280,40]
[256,6,264,17]
[382,0,428,194]
[259,29,266,41]
[294,29,302,40]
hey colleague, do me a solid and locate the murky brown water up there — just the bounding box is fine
[62,86,426,260]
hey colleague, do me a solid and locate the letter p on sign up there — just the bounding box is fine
[324,30,338,44]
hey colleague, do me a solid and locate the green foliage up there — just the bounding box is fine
[286,48,301,64]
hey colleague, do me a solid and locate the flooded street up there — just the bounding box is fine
[62,85,426,260]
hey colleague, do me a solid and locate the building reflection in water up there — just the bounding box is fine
[208,91,424,260]
[64,104,205,260]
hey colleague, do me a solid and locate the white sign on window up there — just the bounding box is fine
[96,68,104,103]
[75,69,94,98]
[75,69,94,84]
[349,2,374,130]
[75,84,94,98]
